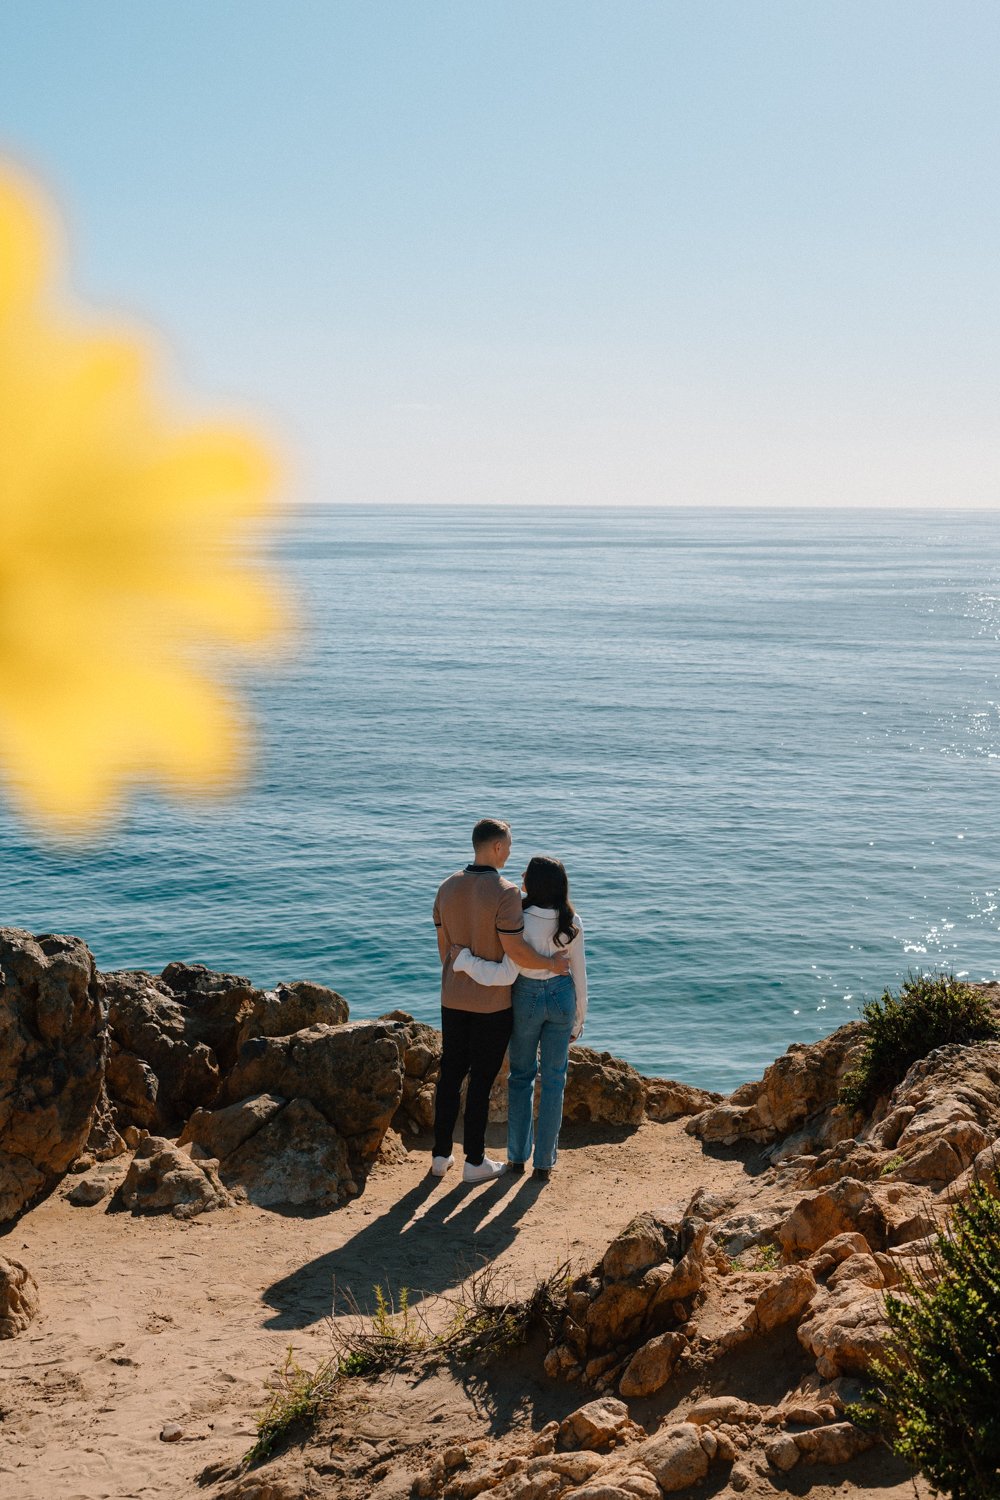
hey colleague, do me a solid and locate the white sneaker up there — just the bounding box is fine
[430,1154,454,1177]
[462,1156,507,1184]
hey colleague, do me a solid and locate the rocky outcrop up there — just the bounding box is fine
[0,1254,40,1337]
[223,1018,404,1185]
[618,1330,688,1397]
[238,980,349,1049]
[796,1039,1000,1192]
[557,1397,644,1451]
[0,928,107,1224]
[183,1094,354,1209]
[103,963,353,1142]
[543,1208,710,1388]
[776,1177,890,1257]
[158,962,262,1072]
[104,971,222,1133]
[410,1382,879,1500]
[119,1133,233,1219]
[687,1021,866,1149]
[642,1077,722,1122]
[562,1048,647,1126]
[383,1012,441,1134]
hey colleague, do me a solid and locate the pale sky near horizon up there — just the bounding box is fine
[2,2,999,508]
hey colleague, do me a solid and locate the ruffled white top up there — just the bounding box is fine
[453,904,588,1039]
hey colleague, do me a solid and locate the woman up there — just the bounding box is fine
[451,855,587,1181]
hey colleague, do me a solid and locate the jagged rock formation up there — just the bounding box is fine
[401,1004,1000,1500]
[221,1016,405,1190]
[0,928,107,1224]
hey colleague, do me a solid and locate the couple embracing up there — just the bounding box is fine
[431,817,588,1185]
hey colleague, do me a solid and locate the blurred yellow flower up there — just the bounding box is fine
[0,167,286,833]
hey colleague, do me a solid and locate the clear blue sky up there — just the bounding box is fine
[2,1,999,506]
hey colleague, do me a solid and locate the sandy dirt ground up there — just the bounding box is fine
[0,1121,930,1500]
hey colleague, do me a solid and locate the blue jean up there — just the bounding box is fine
[507,973,576,1170]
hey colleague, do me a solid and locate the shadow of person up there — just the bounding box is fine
[261,1170,542,1330]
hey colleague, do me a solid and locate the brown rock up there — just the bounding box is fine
[105,1043,161,1132]
[103,971,222,1131]
[529,1424,560,1457]
[215,1475,311,1500]
[239,980,348,1047]
[688,1022,866,1148]
[558,1398,642,1452]
[220,1097,351,1209]
[158,960,262,1070]
[780,1404,829,1427]
[765,1434,801,1472]
[0,928,107,1224]
[870,1104,917,1150]
[84,1086,128,1161]
[584,1282,651,1352]
[0,1255,39,1337]
[633,1424,710,1491]
[561,1479,655,1500]
[713,1431,738,1462]
[389,1016,442,1133]
[544,1343,583,1380]
[950,1141,1000,1201]
[120,1134,233,1219]
[224,1018,404,1183]
[876,1181,943,1246]
[376,1128,409,1165]
[67,1176,109,1206]
[684,1397,761,1427]
[602,1213,677,1282]
[806,1231,872,1277]
[685,1102,760,1146]
[796,1279,893,1378]
[793,1420,876,1464]
[641,1222,709,1305]
[561,1049,646,1126]
[895,1137,965,1185]
[749,1264,817,1332]
[754,1024,867,1134]
[827,1252,884,1291]
[533,1453,605,1482]
[777,1179,888,1257]
[618,1332,686,1397]
[179,1093,287,1160]
[641,1078,722,1122]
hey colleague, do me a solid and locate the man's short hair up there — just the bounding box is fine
[472,817,511,849]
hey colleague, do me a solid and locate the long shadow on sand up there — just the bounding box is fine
[262,1170,546,1330]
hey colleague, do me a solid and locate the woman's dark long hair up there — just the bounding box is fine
[523,855,577,947]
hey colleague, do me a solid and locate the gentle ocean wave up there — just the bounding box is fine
[4,506,1000,1093]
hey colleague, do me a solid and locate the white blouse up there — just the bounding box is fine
[453,905,588,1038]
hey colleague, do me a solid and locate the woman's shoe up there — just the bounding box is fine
[533,1167,551,1182]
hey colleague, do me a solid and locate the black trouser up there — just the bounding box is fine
[432,1005,514,1165]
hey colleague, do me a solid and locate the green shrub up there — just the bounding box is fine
[858,1180,1000,1500]
[246,1346,337,1464]
[839,973,998,1112]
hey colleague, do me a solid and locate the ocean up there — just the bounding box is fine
[4,506,1000,1095]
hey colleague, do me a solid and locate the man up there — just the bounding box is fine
[431,817,570,1183]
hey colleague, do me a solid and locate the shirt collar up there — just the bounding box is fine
[465,863,501,873]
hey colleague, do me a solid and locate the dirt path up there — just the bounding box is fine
[1,1121,746,1500]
